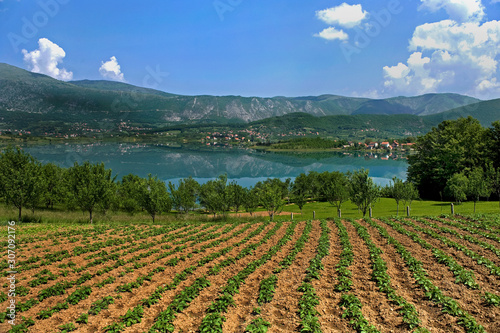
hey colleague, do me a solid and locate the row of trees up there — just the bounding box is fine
[1,147,420,222]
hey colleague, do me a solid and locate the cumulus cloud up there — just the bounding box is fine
[22,38,73,81]
[316,3,368,28]
[314,27,349,41]
[383,19,500,98]
[99,56,125,82]
[419,0,485,23]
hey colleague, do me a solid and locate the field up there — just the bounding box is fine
[1,215,499,332]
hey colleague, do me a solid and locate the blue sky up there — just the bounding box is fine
[1,0,499,99]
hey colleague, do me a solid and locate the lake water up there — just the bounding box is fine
[23,143,408,187]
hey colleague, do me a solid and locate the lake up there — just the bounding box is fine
[23,143,409,187]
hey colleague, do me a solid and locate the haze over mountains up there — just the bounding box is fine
[1,62,499,133]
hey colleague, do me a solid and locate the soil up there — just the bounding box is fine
[2,218,499,333]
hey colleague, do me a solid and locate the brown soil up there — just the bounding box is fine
[2,220,499,333]
[375,218,500,332]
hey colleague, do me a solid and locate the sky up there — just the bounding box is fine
[0,0,499,99]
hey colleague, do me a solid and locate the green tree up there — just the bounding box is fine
[445,173,469,204]
[243,187,260,216]
[65,161,116,223]
[390,177,405,216]
[488,167,500,210]
[467,168,492,213]
[321,171,350,214]
[117,174,142,215]
[0,147,43,221]
[348,169,381,217]
[228,181,246,213]
[168,176,200,214]
[488,121,500,169]
[402,181,419,209]
[41,163,65,209]
[408,117,488,199]
[138,174,171,222]
[199,175,231,217]
[291,173,310,214]
[256,180,284,221]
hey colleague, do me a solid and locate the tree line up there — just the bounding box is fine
[0,146,418,222]
[407,117,500,210]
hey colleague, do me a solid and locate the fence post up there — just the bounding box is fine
[406,206,410,217]
[338,209,341,218]
[369,207,372,218]
[451,203,454,215]
[313,211,316,219]
[291,212,293,220]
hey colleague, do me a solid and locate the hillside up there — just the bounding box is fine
[425,98,500,127]
[0,63,483,133]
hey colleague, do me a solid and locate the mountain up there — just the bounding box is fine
[425,98,500,127]
[0,63,488,134]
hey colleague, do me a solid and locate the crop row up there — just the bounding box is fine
[334,219,379,332]
[369,218,485,332]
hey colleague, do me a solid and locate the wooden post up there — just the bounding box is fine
[291,212,293,220]
[406,206,410,217]
[338,209,341,218]
[451,203,454,215]
[369,207,372,218]
[313,211,316,219]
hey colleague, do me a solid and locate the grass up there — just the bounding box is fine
[0,198,499,226]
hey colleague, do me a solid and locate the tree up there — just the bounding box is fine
[348,169,381,217]
[390,177,405,216]
[138,174,171,222]
[488,121,500,169]
[445,173,468,204]
[486,164,500,210]
[228,181,246,213]
[291,173,310,214]
[0,147,42,221]
[243,187,260,216]
[467,168,492,213]
[199,175,231,217]
[402,181,419,209]
[256,180,284,221]
[408,117,488,199]
[321,171,350,214]
[65,161,116,223]
[168,177,200,214]
[41,163,65,209]
[117,174,142,215]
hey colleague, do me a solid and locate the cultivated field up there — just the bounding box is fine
[1,215,499,332]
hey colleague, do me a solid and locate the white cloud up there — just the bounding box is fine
[419,0,485,23]
[316,3,368,28]
[99,56,125,82]
[383,19,500,98]
[383,63,410,79]
[314,27,349,41]
[22,38,73,81]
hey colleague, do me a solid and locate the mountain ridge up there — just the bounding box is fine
[1,62,495,136]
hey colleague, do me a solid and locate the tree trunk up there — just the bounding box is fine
[152,214,155,223]
[474,201,476,213]
[89,210,93,224]
[397,202,399,216]
[18,206,22,222]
